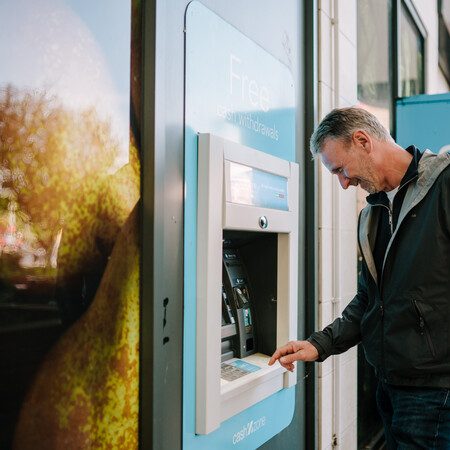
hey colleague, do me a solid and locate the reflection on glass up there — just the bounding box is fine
[357,0,392,130]
[357,0,393,216]
[0,0,132,308]
[400,5,425,97]
[0,1,140,449]
[0,84,124,311]
[229,162,288,211]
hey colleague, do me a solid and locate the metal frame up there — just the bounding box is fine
[391,0,400,135]
[402,0,427,39]
[140,0,157,447]
[140,0,184,448]
[304,2,319,450]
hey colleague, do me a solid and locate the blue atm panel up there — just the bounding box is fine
[184,2,298,449]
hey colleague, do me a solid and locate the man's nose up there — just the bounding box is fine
[337,173,350,189]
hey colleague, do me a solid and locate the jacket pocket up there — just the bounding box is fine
[411,299,437,358]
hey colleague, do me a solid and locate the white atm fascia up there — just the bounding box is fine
[196,133,299,435]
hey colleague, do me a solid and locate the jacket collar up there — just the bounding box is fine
[358,149,450,286]
[365,145,422,206]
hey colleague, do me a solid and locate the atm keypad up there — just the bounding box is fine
[221,363,249,381]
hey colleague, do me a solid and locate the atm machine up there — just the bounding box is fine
[196,133,298,436]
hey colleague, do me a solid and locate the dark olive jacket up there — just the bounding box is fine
[309,150,450,387]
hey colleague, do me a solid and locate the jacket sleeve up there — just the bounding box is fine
[441,165,450,239]
[307,262,369,362]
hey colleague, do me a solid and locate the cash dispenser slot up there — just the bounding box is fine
[221,232,278,371]
[222,247,257,359]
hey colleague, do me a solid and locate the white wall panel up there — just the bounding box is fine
[319,10,334,89]
[337,32,357,105]
[318,371,334,449]
[336,0,357,44]
[319,227,334,303]
[318,165,334,229]
[319,0,333,19]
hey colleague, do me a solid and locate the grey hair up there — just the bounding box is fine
[309,107,393,156]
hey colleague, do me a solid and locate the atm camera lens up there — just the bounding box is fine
[259,216,268,229]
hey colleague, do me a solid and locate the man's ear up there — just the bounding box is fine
[352,130,371,153]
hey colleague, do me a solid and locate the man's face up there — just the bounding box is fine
[320,137,380,194]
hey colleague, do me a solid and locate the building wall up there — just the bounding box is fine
[317,1,358,449]
[315,0,448,449]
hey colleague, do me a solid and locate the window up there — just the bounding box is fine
[358,0,426,130]
[400,2,425,96]
[357,0,392,130]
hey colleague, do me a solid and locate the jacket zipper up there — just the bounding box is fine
[388,209,393,235]
[412,300,436,358]
[365,202,391,380]
[377,173,419,292]
[370,203,394,298]
[370,173,419,379]
[371,203,393,236]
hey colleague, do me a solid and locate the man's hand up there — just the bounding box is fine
[268,340,319,372]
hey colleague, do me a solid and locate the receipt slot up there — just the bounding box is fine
[196,134,298,435]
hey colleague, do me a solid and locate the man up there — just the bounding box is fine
[269,107,450,448]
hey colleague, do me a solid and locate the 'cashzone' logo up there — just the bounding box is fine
[232,416,266,445]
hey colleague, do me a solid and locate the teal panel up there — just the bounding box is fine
[396,93,450,154]
[184,2,296,449]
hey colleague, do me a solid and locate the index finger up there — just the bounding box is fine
[268,343,294,366]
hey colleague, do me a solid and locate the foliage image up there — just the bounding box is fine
[0,84,140,449]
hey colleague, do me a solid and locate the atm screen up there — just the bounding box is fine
[228,162,289,211]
